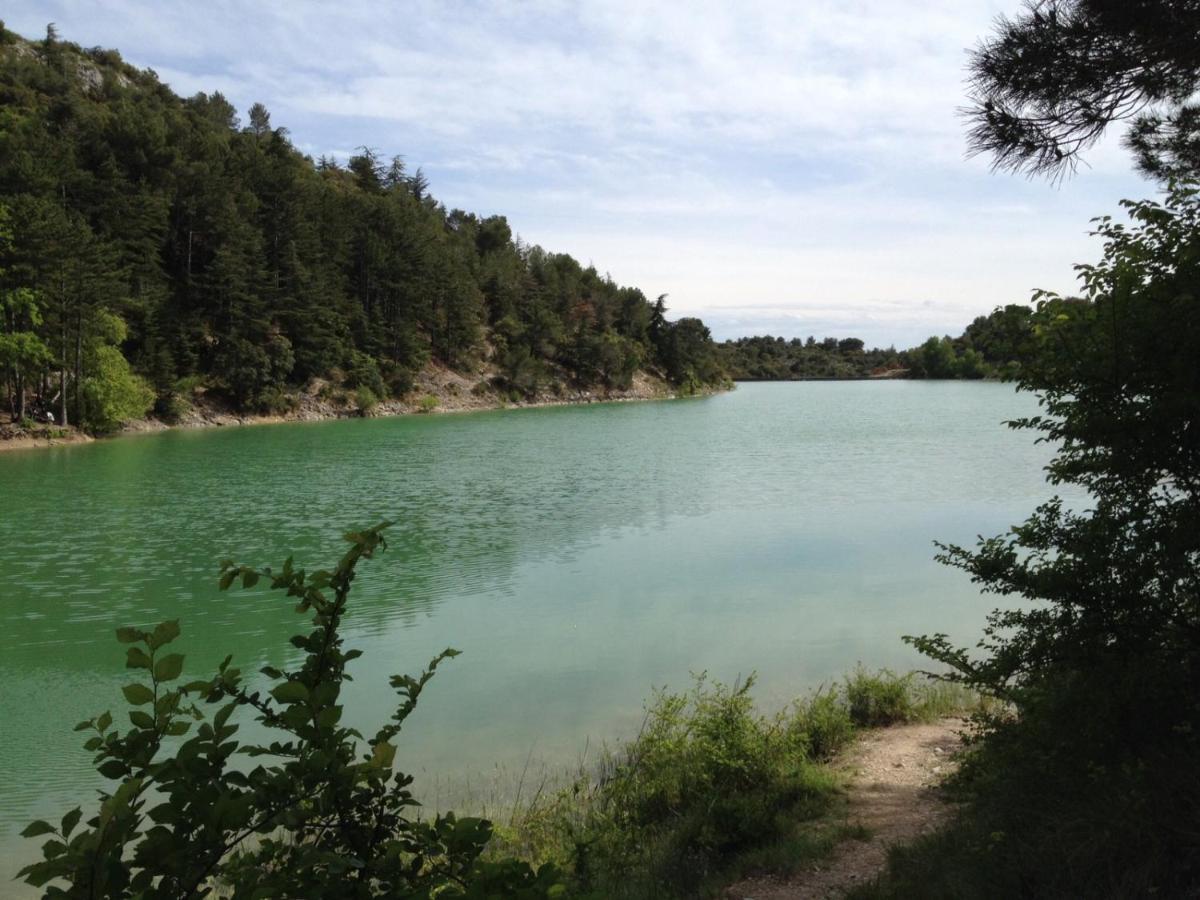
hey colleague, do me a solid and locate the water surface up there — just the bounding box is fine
[0,382,1058,876]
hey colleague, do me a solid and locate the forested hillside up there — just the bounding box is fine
[0,25,725,432]
[719,304,1037,381]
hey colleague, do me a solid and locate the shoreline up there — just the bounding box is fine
[0,366,730,453]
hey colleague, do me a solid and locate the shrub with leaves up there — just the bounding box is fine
[575,674,836,896]
[19,523,562,899]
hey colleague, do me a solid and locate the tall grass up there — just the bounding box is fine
[482,668,979,898]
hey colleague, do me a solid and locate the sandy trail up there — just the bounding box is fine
[727,718,965,900]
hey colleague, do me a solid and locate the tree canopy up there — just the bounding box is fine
[966,0,1200,180]
[0,25,725,431]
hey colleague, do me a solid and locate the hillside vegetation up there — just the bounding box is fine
[0,25,725,434]
[718,304,1037,381]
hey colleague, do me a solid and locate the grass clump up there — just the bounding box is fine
[498,673,846,898]
[494,669,977,898]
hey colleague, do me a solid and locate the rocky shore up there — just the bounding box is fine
[2,364,723,452]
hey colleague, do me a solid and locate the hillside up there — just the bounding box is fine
[0,25,726,434]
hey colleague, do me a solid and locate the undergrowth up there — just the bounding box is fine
[846,661,1200,900]
[487,668,980,898]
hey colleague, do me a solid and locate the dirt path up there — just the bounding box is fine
[727,718,965,900]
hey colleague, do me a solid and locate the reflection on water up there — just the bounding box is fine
[0,382,1059,877]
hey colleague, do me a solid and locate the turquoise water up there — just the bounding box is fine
[0,381,1058,876]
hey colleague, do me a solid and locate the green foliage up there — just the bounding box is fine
[657,317,725,391]
[718,309,1036,382]
[0,29,724,429]
[964,0,1200,181]
[888,186,1200,896]
[560,674,839,897]
[495,671,969,898]
[81,345,155,432]
[719,334,904,380]
[345,349,387,401]
[845,668,916,727]
[786,686,855,760]
[20,524,562,898]
[354,385,379,414]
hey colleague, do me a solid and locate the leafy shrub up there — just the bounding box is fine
[81,344,155,432]
[355,385,378,415]
[213,333,295,412]
[789,686,855,759]
[845,668,916,727]
[153,391,192,424]
[256,385,299,415]
[417,394,439,413]
[345,350,387,400]
[19,524,561,898]
[571,674,837,896]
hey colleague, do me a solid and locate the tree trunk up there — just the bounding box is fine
[60,314,68,427]
[74,309,83,428]
[60,268,69,428]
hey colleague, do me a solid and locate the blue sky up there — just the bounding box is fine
[7,1,1153,346]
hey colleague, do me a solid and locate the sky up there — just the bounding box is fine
[7,1,1155,346]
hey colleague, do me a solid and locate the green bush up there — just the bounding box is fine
[19,525,561,898]
[789,686,855,759]
[417,394,439,413]
[494,671,976,897]
[153,392,192,423]
[345,350,387,400]
[81,344,155,432]
[355,385,379,414]
[845,668,916,727]
[883,187,1200,898]
[560,675,840,897]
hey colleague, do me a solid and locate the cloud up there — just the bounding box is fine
[6,0,1154,344]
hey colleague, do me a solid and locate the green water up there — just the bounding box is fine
[0,381,1058,876]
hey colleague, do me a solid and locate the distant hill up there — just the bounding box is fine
[718,304,1037,381]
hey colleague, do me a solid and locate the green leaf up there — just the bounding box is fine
[96,711,112,733]
[218,569,237,591]
[97,760,126,779]
[270,681,309,704]
[125,647,152,670]
[165,721,191,736]
[115,627,142,644]
[241,569,260,589]
[148,620,181,651]
[20,820,55,838]
[129,710,155,729]
[369,740,396,769]
[60,808,81,839]
[153,653,185,682]
[122,683,155,706]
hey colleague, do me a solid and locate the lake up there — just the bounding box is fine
[0,381,1059,877]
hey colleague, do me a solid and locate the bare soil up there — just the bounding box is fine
[726,718,965,900]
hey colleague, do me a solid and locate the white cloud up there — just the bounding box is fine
[6,0,1155,344]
